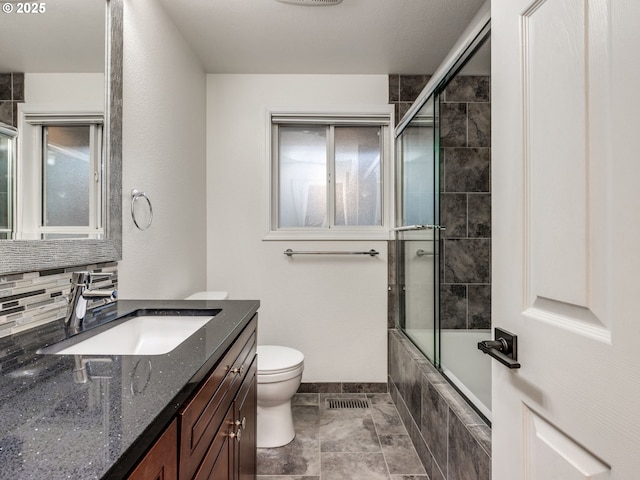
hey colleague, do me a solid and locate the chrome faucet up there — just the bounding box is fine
[65,271,117,336]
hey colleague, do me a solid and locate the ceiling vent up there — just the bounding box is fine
[276,0,343,6]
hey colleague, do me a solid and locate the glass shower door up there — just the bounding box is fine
[395,28,492,422]
[437,34,492,420]
[396,95,441,363]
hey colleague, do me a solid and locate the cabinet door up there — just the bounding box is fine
[236,357,257,480]
[180,318,256,480]
[193,407,235,480]
[127,420,178,480]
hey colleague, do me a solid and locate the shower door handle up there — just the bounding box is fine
[478,328,521,369]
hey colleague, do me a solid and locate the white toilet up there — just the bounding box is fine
[256,345,304,448]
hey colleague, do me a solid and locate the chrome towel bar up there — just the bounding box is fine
[284,249,379,257]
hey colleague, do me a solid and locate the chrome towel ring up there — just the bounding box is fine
[131,189,153,231]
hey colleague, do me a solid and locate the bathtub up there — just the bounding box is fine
[440,329,492,420]
[405,328,492,421]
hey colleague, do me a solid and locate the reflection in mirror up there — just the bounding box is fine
[17,111,104,239]
[43,124,102,234]
[0,0,104,240]
[0,124,17,239]
[0,0,122,275]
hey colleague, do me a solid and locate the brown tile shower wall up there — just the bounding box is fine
[440,76,491,330]
[389,329,490,480]
[0,262,118,339]
[388,74,432,125]
[0,73,24,127]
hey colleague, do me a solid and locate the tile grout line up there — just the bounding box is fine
[370,401,393,478]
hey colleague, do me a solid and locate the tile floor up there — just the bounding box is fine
[256,393,428,480]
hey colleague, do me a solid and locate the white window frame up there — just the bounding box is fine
[264,107,395,241]
[17,109,104,239]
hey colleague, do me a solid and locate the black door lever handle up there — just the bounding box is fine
[478,328,521,369]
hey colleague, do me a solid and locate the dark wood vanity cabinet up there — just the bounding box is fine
[127,420,178,480]
[180,316,257,480]
[192,358,257,480]
[127,316,257,480]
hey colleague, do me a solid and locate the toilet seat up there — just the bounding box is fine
[257,345,304,383]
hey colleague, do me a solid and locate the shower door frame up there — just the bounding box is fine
[395,105,441,366]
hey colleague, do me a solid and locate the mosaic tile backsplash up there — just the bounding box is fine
[0,262,118,339]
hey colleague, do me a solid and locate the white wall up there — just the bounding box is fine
[24,73,104,109]
[206,75,389,383]
[119,0,207,299]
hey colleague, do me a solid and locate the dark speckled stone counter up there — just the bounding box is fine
[0,299,259,480]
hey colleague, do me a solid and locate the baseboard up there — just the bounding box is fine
[297,382,388,394]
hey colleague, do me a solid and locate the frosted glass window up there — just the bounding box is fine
[334,126,382,226]
[272,121,387,233]
[43,125,91,227]
[278,126,327,228]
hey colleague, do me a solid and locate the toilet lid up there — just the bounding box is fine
[257,345,304,374]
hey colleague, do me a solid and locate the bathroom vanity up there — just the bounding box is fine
[129,315,257,480]
[0,299,259,480]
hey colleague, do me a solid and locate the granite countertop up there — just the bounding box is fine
[0,299,259,480]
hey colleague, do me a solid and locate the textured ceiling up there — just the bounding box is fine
[157,0,487,74]
[0,0,487,76]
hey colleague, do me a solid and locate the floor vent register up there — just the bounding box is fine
[326,398,371,409]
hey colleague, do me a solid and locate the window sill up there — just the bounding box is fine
[263,230,393,241]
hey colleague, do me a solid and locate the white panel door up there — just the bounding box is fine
[492,0,640,478]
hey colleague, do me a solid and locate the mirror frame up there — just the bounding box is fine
[0,0,122,275]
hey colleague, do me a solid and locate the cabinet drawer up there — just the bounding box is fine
[179,317,256,480]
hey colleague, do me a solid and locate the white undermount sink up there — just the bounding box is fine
[54,315,213,356]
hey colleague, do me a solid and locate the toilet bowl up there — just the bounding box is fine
[256,345,304,448]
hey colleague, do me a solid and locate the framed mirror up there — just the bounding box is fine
[0,0,122,274]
